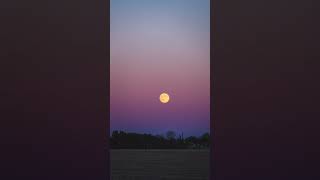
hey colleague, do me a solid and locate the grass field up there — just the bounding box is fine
[110,149,209,180]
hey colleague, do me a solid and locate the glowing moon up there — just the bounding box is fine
[159,93,170,103]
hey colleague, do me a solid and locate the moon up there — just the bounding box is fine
[159,93,170,103]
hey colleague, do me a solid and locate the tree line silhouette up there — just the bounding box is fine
[110,130,210,149]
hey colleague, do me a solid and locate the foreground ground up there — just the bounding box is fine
[111,149,209,180]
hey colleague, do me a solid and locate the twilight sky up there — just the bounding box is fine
[110,0,210,137]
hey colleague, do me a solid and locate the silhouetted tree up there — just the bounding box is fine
[109,130,209,149]
[200,133,210,148]
[166,130,176,140]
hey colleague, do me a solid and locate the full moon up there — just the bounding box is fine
[159,93,170,103]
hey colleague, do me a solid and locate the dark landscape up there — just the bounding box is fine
[110,149,209,180]
[109,131,210,180]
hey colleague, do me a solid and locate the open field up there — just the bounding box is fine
[111,149,209,180]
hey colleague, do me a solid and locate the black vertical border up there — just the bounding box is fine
[0,0,109,179]
[211,0,320,179]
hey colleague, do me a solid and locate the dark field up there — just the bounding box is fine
[111,149,209,180]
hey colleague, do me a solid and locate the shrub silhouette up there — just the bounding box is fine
[166,130,176,140]
[110,130,210,149]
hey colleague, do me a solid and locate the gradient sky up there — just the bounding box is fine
[110,0,210,137]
